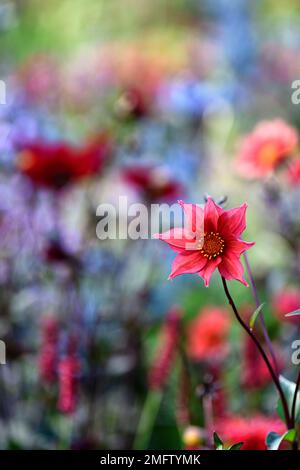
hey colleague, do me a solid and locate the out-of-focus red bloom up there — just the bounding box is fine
[122,165,182,202]
[38,316,59,384]
[187,307,230,361]
[154,197,254,287]
[287,157,300,185]
[148,307,182,390]
[236,119,298,179]
[17,134,111,189]
[215,415,285,450]
[58,355,80,414]
[272,288,300,323]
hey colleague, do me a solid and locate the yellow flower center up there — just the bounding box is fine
[198,232,224,260]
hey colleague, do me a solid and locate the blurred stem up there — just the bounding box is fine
[202,394,213,440]
[243,252,279,375]
[221,277,292,431]
[133,390,162,450]
[291,377,300,452]
[291,370,300,431]
[178,343,193,424]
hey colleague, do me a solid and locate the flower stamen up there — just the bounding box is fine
[198,232,225,260]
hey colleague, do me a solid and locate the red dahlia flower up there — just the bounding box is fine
[187,307,230,361]
[236,119,298,179]
[154,198,254,287]
[122,165,182,202]
[17,134,111,189]
[215,415,285,450]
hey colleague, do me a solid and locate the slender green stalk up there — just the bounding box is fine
[133,390,162,450]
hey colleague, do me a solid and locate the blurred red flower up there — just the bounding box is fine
[58,355,80,414]
[187,307,230,361]
[215,415,285,450]
[236,119,298,179]
[154,197,254,286]
[272,288,300,323]
[148,306,182,390]
[38,316,59,385]
[122,165,182,202]
[17,134,111,189]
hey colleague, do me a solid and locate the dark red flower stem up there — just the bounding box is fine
[221,277,292,431]
[243,253,280,375]
[291,370,300,429]
[291,370,300,450]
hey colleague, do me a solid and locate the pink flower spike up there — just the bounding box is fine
[153,198,254,287]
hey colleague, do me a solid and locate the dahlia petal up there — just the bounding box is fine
[218,254,248,286]
[218,203,248,238]
[198,256,222,287]
[226,239,255,256]
[169,252,207,280]
[204,197,223,232]
[153,228,197,253]
[178,200,204,236]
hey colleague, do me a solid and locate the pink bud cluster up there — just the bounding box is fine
[38,316,80,414]
[38,316,59,384]
[57,355,80,414]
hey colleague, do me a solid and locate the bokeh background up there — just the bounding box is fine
[0,0,300,450]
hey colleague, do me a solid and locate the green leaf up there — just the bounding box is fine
[213,432,224,450]
[266,429,296,450]
[133,390,163,450]
[228,442,243,450]
[285,310,300,317]
[249,303,265,331]
[276,376,300,423]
